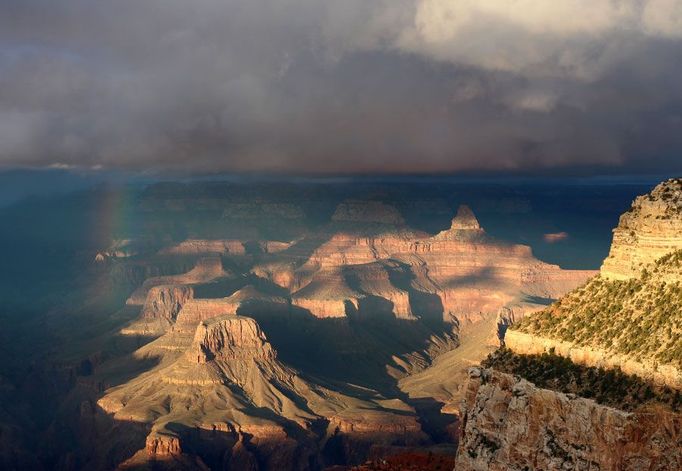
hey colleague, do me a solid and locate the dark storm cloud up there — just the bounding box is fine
[1,0,682,174]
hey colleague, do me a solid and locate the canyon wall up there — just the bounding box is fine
[601,178,682,280]
[455,368,682,471]
[505,330,682,389]
[508,179,682,389]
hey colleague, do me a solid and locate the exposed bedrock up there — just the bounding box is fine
[456,368,682,471]
[190,316,275,363]
[601,178,682,280]
[508,179,682,390]
[286,204,593,322]
[141,285,194,322]
[160,239,294,257]
[126,256,228,306]
[505,330,682,389]
[174,299,240,328]
[97,314,428,470]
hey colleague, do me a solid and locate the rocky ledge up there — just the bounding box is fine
[505,330,682,389]
[455,367,682,471]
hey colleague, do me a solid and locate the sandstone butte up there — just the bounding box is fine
[455,367,682,471]
[99,315,427,470]
[507,178,682,389]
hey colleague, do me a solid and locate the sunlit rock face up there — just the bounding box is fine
[190,316,275,363]
[59,197,596,470]
[456,368,682,471]
[98,314,427,469]
[509,178,682,389]
[290,204,594,323]
[160,239,247,255]
[126,256,229,306]
[434,204,483,236]
[121,284,195,335]
[601,178,682,280]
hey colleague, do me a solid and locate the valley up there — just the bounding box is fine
[0,178,675,470]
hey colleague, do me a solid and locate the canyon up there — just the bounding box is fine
[0,179,667,471]
[453,178,682,470]
[66,197,593,469]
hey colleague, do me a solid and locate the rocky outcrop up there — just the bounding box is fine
[511,249,682,389]
[433,204,484,239]
[141,285,194,322]
[455,368,682,471]
[145,430,183,457]
[505,330,682,389]
[190,316,275,363]
[175,299,239,328]
[291,262,414,320]
[509,179,682,388]
[127,256,228,306]
[292,296,356,318]
[122,285,195,335]
[161,239,246,255]
[159,239,292,256]
[601,178,682,280]
[98,313,428,469]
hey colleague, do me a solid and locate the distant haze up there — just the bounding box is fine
[2,1,682,174]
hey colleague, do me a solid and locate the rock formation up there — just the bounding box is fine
[433,204,484,238]
[174,299,240,329]
[122,285,194,335]
[160,239,293,256]
[71,198,597,469]
[284,205,593,323]
[98,315,427,469]
[455,367,682,471]
[160,239,247,255]
[509,179,682,389]
[601,178,682,280]
[126,256,229,306]
[190,316,275,363]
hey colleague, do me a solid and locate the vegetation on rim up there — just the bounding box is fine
[483,348,682,412]
[512,250,682,368]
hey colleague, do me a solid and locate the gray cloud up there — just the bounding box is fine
[0,0,681,174]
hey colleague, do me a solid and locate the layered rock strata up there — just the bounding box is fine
[601,178,682,280]
[98,315,427,469]
[509,179,682,389]
[160,239,293,256]
[121,285,194,335]
[127,256,228,306]
[505,330,682,389]
[285,205,593,322]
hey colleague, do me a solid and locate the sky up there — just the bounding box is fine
[1,0,682,175]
